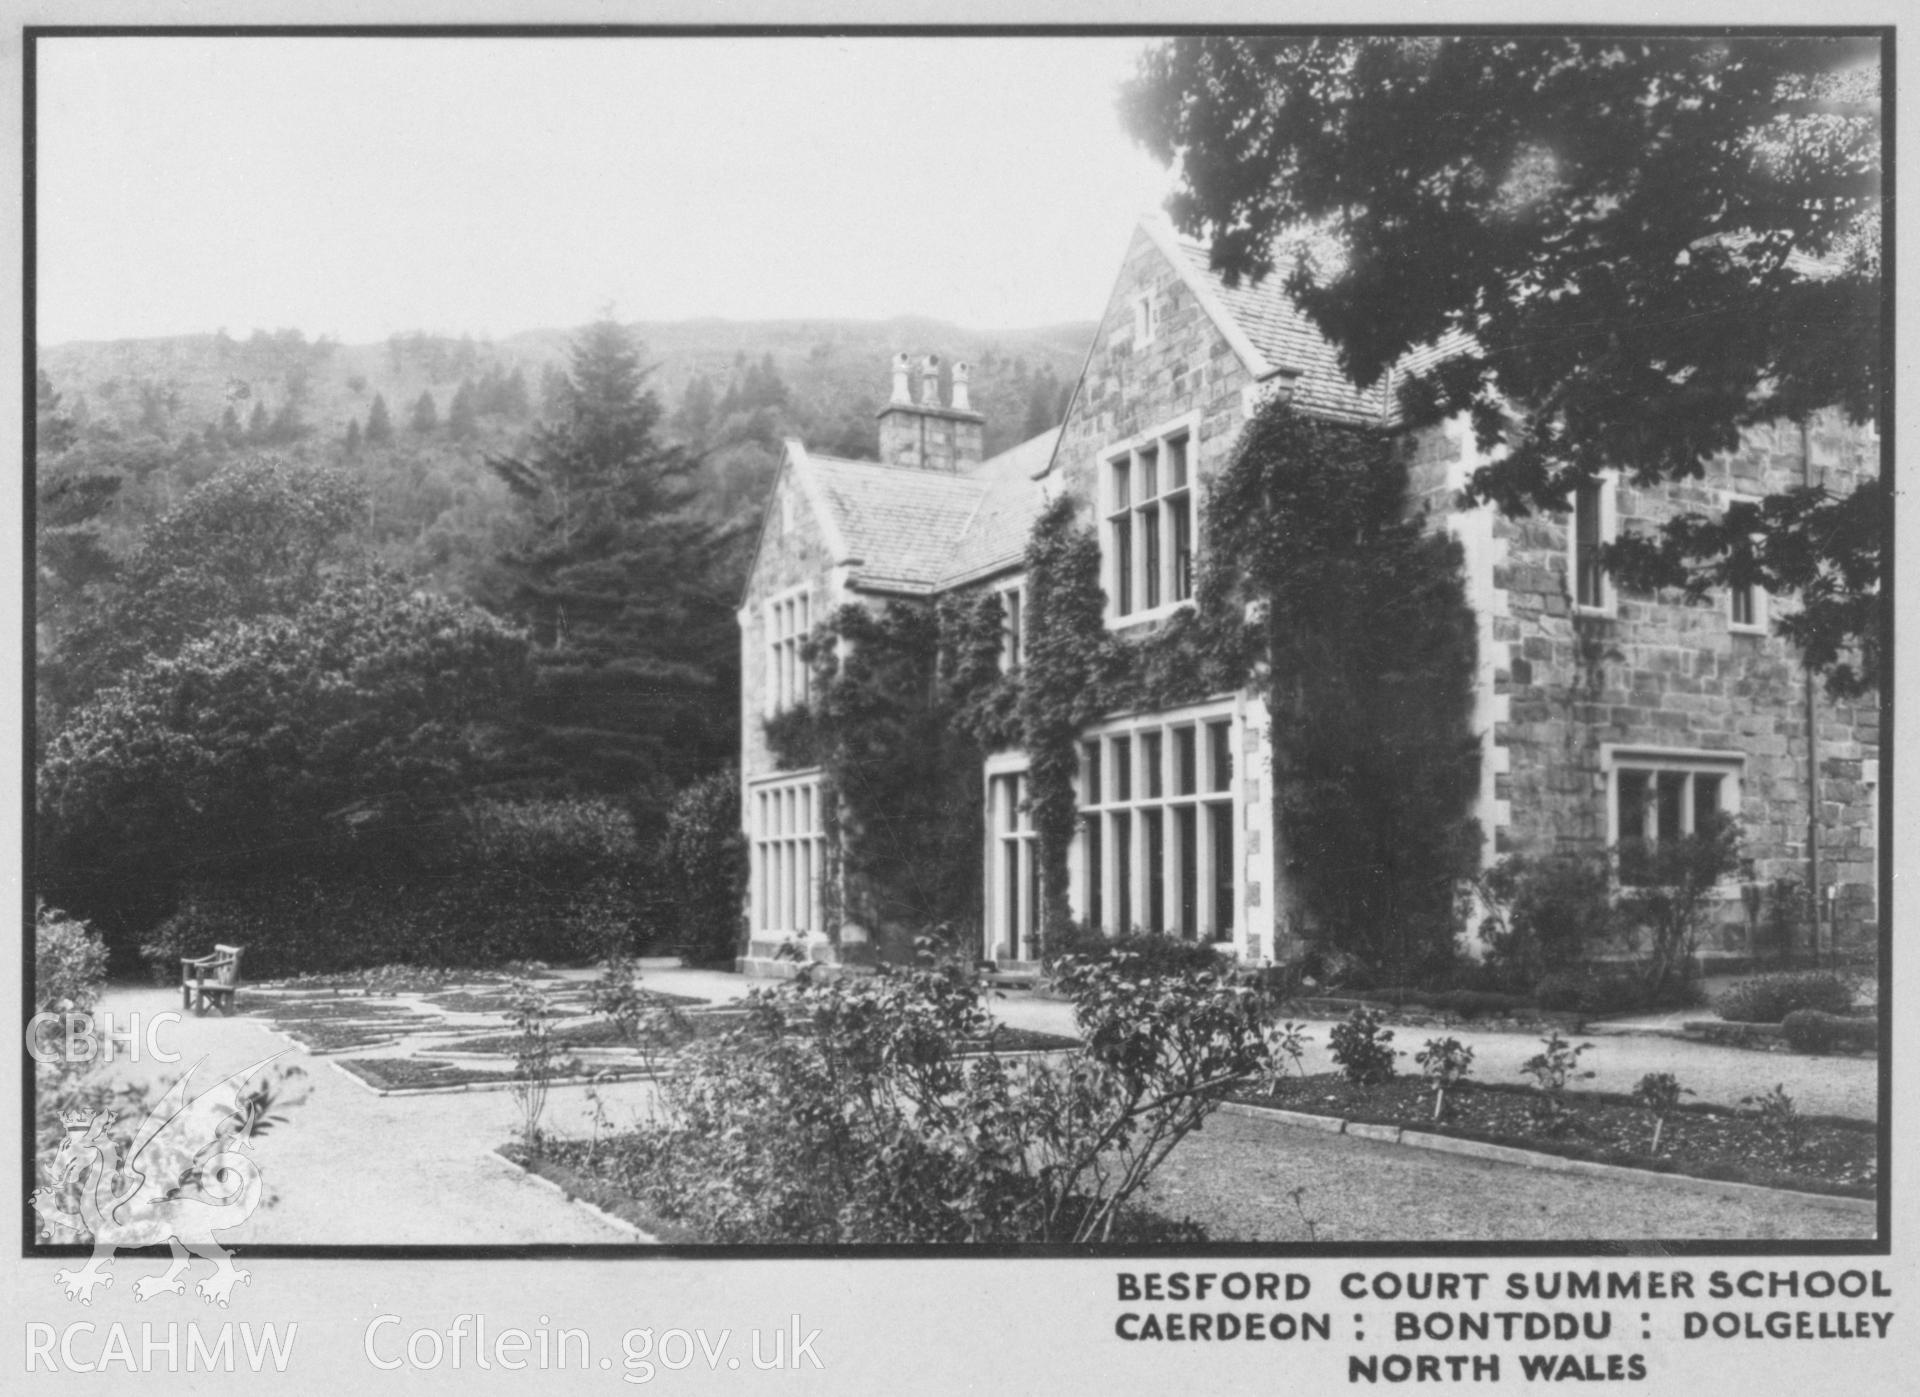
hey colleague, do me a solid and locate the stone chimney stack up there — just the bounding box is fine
[875,349,985,472]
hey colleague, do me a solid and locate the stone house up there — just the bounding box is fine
[735,217,1880,975]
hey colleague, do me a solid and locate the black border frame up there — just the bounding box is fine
[19,20,1896,1262]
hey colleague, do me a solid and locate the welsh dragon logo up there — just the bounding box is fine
[31,1053,285,1307]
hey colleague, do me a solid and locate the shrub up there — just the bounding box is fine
[1741,1083,1803,1156]
[1298,945,1379,993]
[1714,971,1856,1024]
[1631,1072,1693,1154]
[35,904,109,1013]
[1415,1037,1474,1121]
[1477,849,1621,986]
[1531,968,1703,1018]
[573,955,1271,1243]
[1328,1007,1398,1085]
[1358,986,1535,1017]
[1043,925,1223,980]
[660,771,748,966]
[141,797,647,979]
[1615,812,1743,995]
[1781,1009,1878,1055]
[1519,1031,1595,1135]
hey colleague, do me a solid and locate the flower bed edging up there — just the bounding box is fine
[1215,1099,1874,1212]
[328,1058,660,1097]
[490,1149,657,1242]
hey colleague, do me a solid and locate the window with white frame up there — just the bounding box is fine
[765,586,813,714]
[1604,747,1742,886]
[750,775,825,936]
[1131,290,1157,345]
[998,581,1025,672]
[1077,705,1237,940]
[1570,475,1616,613]
[987,770,1040,960]
[1106,421,1196,622]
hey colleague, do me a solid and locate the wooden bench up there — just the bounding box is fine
[181,944,244,1016]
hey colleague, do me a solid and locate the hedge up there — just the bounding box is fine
[1714,972,1856,1024]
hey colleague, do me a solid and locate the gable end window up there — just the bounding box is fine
[1106,418,1197,624]
[766,586,813,715]
[1131,291,1158,346]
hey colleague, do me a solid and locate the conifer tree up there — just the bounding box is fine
[365,393,394,446]
[447,380,478,440]
[485,317,743,829]
[411,390,439,433]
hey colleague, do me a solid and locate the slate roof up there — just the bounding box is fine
[942,429,1056,587]
[781,222,1465,599]
[791,428,1057,596]
[1175,240,1468,426]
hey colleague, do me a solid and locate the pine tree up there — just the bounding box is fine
[447,381,478,440]
[246,401,271,443]
[485,317,743,827]
[410,391,439,433]
[269,399,305,444]
[501,366,531,419]
[219,404,243,446]
[365,394,394,446]
[344,418,363,455]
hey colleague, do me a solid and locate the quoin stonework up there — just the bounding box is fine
[735,217,1879,975]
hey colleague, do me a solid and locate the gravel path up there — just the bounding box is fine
[1142,1110,1875,1243]
[70,988,657,1245]
[65,970,1876,1246]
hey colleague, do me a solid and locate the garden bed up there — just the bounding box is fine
[1286,995,1586,1035]
[333,1055,654,1094]
[1230,1074,1875,1198]
[496,1144,705,1243]
[274,1021,406,1054]
[244,996,426,1020]
[439,1016,1079,1057]
[422,990,596,1016]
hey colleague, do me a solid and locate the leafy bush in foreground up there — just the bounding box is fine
[1329,1007,1399,1085]
[35,904,109,1014]
[577,952,1275,1243]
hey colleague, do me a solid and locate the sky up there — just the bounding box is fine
[34,35,1175,345]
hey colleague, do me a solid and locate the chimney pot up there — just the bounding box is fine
[889,352,912,405]
[920,354,941,407]
[951,361,972,412]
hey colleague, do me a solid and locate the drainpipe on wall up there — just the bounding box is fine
[1801,420,1821,965]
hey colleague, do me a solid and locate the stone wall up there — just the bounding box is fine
[738,459,838,781]
[1047,226,1282,962]
[1481,409,1880,953]
[1051,227,1257,515]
